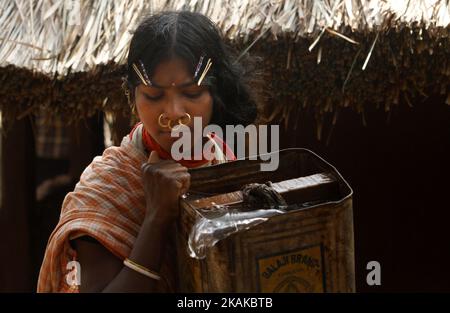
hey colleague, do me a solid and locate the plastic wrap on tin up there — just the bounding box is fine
[188,205,285,259]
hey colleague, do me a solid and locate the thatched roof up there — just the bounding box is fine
[1,0,448,74]
[0,0,449,135]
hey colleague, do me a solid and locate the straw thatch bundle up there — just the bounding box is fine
[0,0,449,135]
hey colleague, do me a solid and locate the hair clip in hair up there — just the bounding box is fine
[132,60,152,86]
[194,54,206,78]
[133,56,212,87]
[138,60,151,84]
[197,58,212,86]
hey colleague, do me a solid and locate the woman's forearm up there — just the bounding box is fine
[101,207,172,292]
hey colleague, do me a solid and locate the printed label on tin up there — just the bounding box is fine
[257,245,325,292]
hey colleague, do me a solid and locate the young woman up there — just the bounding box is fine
[38,10,261,292]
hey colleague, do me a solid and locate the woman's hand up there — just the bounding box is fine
[76,150,188,293]
[141,151,190,227]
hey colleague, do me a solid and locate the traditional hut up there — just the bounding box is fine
[1,0,448,135]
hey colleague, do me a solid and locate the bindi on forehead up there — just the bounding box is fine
[151,81,196,89]
[152,59,191,84]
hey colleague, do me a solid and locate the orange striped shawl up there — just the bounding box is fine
[37,125,232,292]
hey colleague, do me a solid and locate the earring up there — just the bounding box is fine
[121,80,131,103]
[121,80,136,115]
[130,102,137,115]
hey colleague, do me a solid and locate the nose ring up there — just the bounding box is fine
[158,114,172,129]
[158,113,192,130]
[178,113,191,126]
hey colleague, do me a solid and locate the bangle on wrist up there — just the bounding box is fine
[123,258,161,281]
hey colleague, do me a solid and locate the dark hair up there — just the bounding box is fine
[125,10,262,128]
